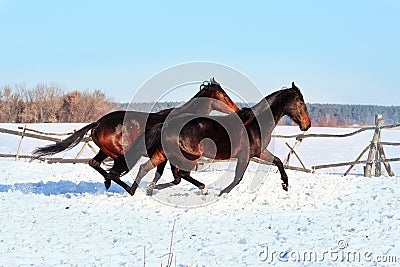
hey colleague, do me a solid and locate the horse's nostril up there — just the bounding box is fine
[300,122,311,131]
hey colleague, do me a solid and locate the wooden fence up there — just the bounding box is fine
[0,114,399,177]
[0,126,98,163]
[271,114,400,177]
[195,114,400,177]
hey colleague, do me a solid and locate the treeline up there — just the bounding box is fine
[124,102,400,127]
[306,104,400,126]
[0,84,119,123]
[1,84,398,126]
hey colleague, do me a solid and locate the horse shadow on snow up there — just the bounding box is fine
[0,180,128,196]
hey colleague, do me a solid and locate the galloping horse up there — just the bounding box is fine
[107,82,311,196]
[32,78,239,190]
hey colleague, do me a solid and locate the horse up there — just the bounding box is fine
[107,82,311,196]
[32,78,239,190]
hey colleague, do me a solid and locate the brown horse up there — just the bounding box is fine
[108,82,311,196]
[32,78,239,190]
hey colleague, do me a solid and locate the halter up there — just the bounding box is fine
[243,119,251,126]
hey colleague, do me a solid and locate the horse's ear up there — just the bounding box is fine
[291,82,297,89]
[211,77,219,85]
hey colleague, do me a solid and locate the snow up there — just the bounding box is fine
[0,123,399,266]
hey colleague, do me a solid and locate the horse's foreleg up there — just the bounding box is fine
[88,150,111,189]
[219,157,250,196]
[260,149,288,191]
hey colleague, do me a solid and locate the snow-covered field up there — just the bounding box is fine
[0,123,399,266]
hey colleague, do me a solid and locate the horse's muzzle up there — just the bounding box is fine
[300,120,311,131]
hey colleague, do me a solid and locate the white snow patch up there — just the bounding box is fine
[0,123,399,265]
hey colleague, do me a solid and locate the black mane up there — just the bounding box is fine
[192,78,225,99]
[236,107,256,124]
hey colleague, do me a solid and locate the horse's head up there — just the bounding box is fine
[285,82,311,131]
[199,78,239,114]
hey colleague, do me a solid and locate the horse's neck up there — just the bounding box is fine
[249,91,290,146]
[152,108,173,121]
[253,91,289,125]
[269,101,287,125]
[236,108,254,123]
[177,96,211,115]
[156,108,173,116]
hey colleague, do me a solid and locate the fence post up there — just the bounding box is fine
[364,114,384,177]
[285,142,306,170]
[282,133,306,166]
[343,145,369,176]
[375,143,381,177]
[377,142,395,176]
[15,125,26,161]
[87,142,99,155]
[75,142,89,159]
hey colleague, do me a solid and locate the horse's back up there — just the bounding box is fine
[162,114,245,160]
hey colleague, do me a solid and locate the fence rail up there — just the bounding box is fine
[271,114,399,177]
[17,126,75,136]
[0,127,62,143]
[0,126,94,163]
[272,123,400,140]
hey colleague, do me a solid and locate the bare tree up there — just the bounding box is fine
[0,84,119,123]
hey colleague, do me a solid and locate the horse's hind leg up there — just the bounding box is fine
[146,161,168,196]
[152,168,207,194]
[260,149,288,191]
[106,170,132,194]
[88,150,112,189]
[89,150,108,174]
[129,152,166,196]
[152,164,182,192]
[178,170,209,195]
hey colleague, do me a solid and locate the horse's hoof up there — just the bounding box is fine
[201,187,209,195]
[282,183,289,191]
[146,182,155,196]
[129,184,138,196]
[104,180,111,190]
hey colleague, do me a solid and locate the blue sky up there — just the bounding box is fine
[0,0,399,105]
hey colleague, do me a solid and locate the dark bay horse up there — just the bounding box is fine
[108,82,311,196]
[32,78,239,189]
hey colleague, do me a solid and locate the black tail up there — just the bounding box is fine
[32,122,99,159]
[111,123,163,175]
